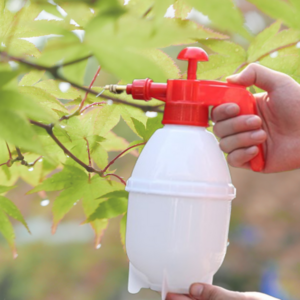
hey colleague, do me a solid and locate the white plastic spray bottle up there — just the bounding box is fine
[105,47,265,299]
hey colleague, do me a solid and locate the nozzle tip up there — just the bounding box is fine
[104,84,127,94]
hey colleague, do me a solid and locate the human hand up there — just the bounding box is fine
[212,63,300,173]
[166,283,279,300]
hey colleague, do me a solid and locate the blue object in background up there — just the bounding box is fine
[260,262,289,300]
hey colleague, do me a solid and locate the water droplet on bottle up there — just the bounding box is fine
[60,125,66,129]
[28,167,34,171]
[107,100,113,105]
[40,199,50,206]
[296,42,300,48]
[96,244,101,249]
[38,158,43,162]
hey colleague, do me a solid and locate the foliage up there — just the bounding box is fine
[0,0,300,264]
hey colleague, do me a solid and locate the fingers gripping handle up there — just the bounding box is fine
[203,82,265,172]
[231,88,265,172]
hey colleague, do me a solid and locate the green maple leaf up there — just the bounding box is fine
[0,185,30,258]
[132,114,163,141]
[28,164,124,242]
[86,190,128,222]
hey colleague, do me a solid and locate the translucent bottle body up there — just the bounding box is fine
[125,125,236,295]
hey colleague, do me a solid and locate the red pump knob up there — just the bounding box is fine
[177,47,209,80]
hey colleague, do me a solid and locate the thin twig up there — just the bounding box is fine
[79,66,101,111]
[142,6,153,18]
[58,55,92,68]
[102,142,145,173]
[26,156,42,167]
[0,143,13,167]
[59,66,102,121]
[6,143,12,160]
[84,137,92,181]
[80,102,106,114]
[104,173,126,185]
[0,145,41,168]
[234,41,300,74]
[0,51,164,113]
[15,147,24,160]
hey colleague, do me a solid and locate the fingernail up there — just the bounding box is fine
[251,130,265,140]
[225,104,239,115]
[246,146,258,155]
[190,284,204,298]
[246,116,260,127]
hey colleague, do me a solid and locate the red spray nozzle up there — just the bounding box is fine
[118,47,265,172]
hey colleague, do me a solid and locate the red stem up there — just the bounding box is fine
[104,173,126,185]
[6,142,12,160]
[80,102,106,114]
[84,138,92,167]
[102,142,145,173]
[79,66,101,111]
[28,156,43,167]
[84,137,92,181]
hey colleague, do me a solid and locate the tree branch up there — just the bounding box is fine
[30,120,128,185]
[102,142,145,173]
[0,144,41,168]
[0,51,164,113]
[29,120,99,173]
[58,55,92,68]
[15,147,42,167]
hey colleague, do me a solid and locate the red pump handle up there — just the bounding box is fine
[197,81,265,172]
[125,47,265,172]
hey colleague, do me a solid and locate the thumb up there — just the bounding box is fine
[189,283,244,300]
[227,63,290,92]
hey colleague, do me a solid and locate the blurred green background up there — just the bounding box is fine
[0,0,299,299]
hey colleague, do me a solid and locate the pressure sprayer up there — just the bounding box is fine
[105,47,265,299]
